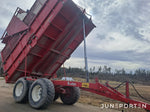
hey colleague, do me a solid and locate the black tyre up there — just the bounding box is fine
[13,78,29,103]
[53,93,59,101]
[28,78,55,109]
[60,87,80,105]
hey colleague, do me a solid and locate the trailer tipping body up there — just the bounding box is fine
[1,0,95,83]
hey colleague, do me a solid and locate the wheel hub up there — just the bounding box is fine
[32,85,42,102]
[15,82,23,97]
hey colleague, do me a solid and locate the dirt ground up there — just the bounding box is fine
[0,78,119,112]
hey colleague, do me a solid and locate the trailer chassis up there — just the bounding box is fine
[51,78,150,111]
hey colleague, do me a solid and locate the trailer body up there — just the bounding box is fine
[1,0,95,83]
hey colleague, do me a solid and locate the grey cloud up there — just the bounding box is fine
[95,34,106,40]
[0,28,4,37]
[82,0,150,41]
[73,45,150,65]
[70,0,150,70]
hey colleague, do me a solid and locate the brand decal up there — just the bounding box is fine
[67,82,76,86]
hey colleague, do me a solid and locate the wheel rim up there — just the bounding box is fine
[32,85,42,102]
[65,88,72,97]
[15,82,23,97]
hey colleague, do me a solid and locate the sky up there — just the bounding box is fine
[0,0,150,72]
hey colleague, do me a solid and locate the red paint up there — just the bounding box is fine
[126,81,129,98]
[52,80,150,111]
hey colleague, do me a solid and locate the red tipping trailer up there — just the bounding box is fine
[1,0,150,111]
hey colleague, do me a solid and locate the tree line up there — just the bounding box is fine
[0,54,149,85]
[57,66,150,85]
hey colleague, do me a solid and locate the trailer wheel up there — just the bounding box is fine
[13,78,29,103]
[28,78,55,109]
[53,93,59,101]
[60,87,80,105]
